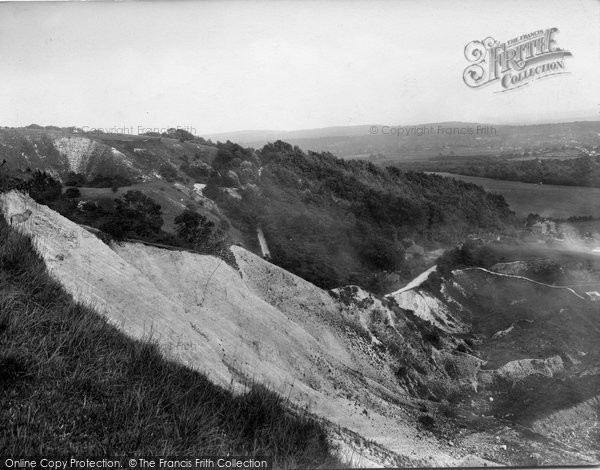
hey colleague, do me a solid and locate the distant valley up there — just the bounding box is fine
[206,121,600,162]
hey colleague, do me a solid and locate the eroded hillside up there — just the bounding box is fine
[0,127,216,182]
[1,190,598,467]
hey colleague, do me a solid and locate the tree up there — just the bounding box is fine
[109,191,163,238]
[164,128,195,142]
[174,209,228,255]
[159,162,179,182]
[64,172,87,187]
[27,171,62,204]
[175,210,207,241]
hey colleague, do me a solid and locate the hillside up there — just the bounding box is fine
[0,127,237,240]
[0,190,462,467]
[206,140,515,291]
[0,127,217,182]
[1,190,598,466]
[0,127,517,294]
[0,208,337,466]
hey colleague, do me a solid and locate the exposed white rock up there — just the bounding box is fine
[0,190,462,468]
[389,288,465,334]
[53,136,98,173]
[481,355,565,383]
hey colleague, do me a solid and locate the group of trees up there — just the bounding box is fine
[211,141,257,173]
[422,155,600,188]
[0,168,230,261]
[0,170,62,204]
[207,140,515,292]
[179,154,211,181]
[99,191,163,239]
[64,172,133,190]
[25,170,63,203]
[140,128,216,146]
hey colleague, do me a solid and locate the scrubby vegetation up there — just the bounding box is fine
[174,209,234,264]
[419,241,502,292]
[207,140,514,291]
[0,170,63,204]
[141,128,216,146]
[68,173,133,189]
[179,154,211,181]
[0,215,341,467]
[435,241,501,278]
[0,170,234,265]
[24,170,63,204]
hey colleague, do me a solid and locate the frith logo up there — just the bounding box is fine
[463,28,572,92]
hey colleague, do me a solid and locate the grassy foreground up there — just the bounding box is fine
[0,215,340,468]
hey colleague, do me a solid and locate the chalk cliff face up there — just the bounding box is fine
[1,190,598,467]
[0,128,216,181]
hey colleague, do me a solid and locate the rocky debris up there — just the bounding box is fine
[480,356,565,384]
[389,288,466,334]
[491,323,515,340]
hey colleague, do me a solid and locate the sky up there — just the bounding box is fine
[0,0,599,135]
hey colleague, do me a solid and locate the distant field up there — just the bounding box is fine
[433,172,600,218]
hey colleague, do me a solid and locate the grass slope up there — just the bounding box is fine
[0,215,340,468]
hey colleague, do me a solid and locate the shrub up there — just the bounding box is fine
[418,415,435,428]
[159,162,180,182]
[174,209,234,264]
[64,187,81,198]
[88,174,133,189]
[26,171,62,204]
[64,172,87,187]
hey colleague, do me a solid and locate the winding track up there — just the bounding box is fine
[458,267,587,300]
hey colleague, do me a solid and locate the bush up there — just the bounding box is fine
[64,187,81,198]
[64,172,87,187]
[418,415,435,428]
[26,171,62,204]
[88,174,132,189]
[174,209,234,264]
[436,241,501,278]
[159,162,180,182]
